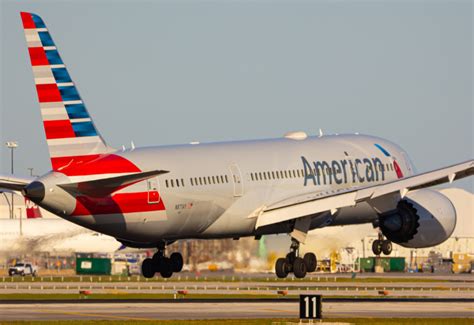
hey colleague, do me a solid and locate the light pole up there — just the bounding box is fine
[5,141,18,219]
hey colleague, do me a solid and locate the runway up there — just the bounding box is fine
[1,301,473,320]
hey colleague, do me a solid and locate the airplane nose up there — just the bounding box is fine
[22,181,45,204]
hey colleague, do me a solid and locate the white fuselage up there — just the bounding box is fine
[44,134,415,246]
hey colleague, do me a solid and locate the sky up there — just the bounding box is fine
[0,0,472,191]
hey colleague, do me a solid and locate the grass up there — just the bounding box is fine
[0,293,456,301]
[0,318,473,325]
[1,293,295,300]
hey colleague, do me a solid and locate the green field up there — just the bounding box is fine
[0,318,473,325]
[3,293,430,301]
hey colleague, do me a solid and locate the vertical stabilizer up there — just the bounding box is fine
[20,12,114,171]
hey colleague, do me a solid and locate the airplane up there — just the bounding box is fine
[0,12,472,279]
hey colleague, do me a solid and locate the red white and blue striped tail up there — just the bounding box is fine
[20,12,114,171]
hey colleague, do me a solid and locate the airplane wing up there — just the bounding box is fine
[0,175,34,192]
[58,169,169,197]
[256,159,474,229]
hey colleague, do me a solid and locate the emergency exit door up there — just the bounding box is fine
[147,178,161,204]
[229,164,244,197]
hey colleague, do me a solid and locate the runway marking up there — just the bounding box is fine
[35,308,156,321]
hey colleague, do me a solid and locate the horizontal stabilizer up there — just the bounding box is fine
[0,175,34,192]
[58,170,169,197]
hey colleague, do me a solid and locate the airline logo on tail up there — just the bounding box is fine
[20,12,114,173]
[20,12,167,217]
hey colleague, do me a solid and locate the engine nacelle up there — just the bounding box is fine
[379,189,456,248]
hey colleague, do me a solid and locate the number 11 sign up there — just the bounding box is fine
[299,294,322,320]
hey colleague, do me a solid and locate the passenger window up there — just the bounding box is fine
[165,180,169,188]
[212,176,216,184]
[259,172,263,180]
[225,175,229,183]
[190,178,194,186]
[181,179,184,187]
[171,179,174,187]
[251,173,254,181]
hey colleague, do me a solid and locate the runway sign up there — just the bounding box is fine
[299,294,322,319]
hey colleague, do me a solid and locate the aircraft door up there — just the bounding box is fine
[229,164,244,197]
[147,178,161,204]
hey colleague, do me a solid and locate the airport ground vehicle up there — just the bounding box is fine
[8,262,37,277]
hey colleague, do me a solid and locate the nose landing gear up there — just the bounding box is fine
[275,238,317,279]
[141,242,184,278]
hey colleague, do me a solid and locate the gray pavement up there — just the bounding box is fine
[0,301,473,320]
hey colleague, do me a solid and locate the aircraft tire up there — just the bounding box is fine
[159,257,173,278]
[286,251,296,265]
[382,240,393,255]
[303,252,317,273]
[372,240,382,256]
[141,258,155,278]
[275,258,289,278]
[170,252,184,272]
[293,257,307,279]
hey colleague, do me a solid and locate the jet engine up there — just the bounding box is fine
[379,189,456,248]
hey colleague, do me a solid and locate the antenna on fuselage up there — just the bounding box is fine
[131,141,135,151]
[318,128,323,137]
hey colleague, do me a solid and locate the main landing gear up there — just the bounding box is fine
[141,243,183,278]
[372,233,393,256]
[275,238,317,279]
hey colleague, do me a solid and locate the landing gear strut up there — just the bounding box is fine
[372,232,393,256]
[275,238,317,279]
[141,242,183,278]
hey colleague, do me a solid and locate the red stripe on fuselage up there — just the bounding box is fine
[36,84,62,102]
[51,154,141,175]
[51,154,100,171]
[43,120,76,139]
[72,192,166,216]
[20,12,36,29]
